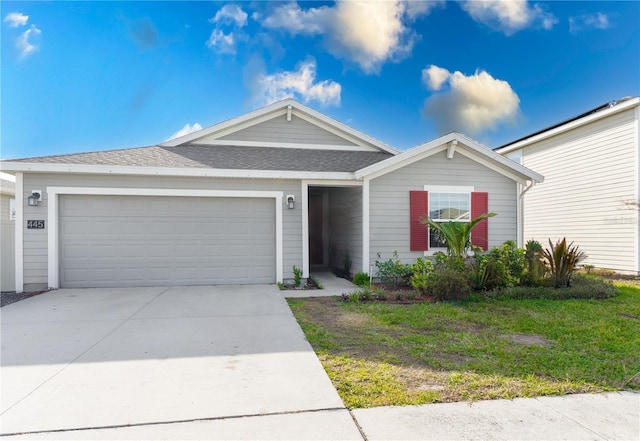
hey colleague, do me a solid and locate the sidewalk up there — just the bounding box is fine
[4,392,637,439]
[353,391,640,440]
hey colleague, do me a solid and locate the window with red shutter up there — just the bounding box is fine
[471,192,489,251]
[410,191,428,251]
[411,188,490,252]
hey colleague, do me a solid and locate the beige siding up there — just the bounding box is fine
[520,107,639,273]
[1,193,16,291]
[212,114,358,146]
[369,150,518,266]
[21,173,303,289]
[328,187,362,275]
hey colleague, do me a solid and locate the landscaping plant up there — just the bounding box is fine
[409,258,434,293]
[375,251,412,289]
[420,212,496,258]
[353,272,370,287]
[293,265,303,287]
[522,239,545,286]
[541,238,587,288]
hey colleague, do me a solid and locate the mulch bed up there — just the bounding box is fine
[0,290,48,307]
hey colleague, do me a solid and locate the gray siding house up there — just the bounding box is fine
[2,100,542,292]
[497,97,639,275]
[1,177,16,292]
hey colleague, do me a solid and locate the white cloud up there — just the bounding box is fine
[16,24,41,59]
[4,12,28,27]
[459,0,557,35]
[211,4,248,27]
[168,123,203,141]
[253,58,341,107]
[422,65,451,91]
[569,12,610,33]
[260,2,330,35]
[259,1,442,74]
[206,29,236,54]
[422,66,521,136]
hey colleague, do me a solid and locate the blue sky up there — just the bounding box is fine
[2,1,639,159]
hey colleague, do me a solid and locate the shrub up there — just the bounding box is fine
[293,265,303,287]
[468,247,490,291]
[375,251,412,289]
[409,258,434,293]
[430,267,471,301]
[541,238,587,288]
[485,241,525,289]
[521,239,545,286]
[486,274,618,300]
[353,272,370,287]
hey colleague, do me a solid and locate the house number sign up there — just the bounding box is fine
[27,220,45,229]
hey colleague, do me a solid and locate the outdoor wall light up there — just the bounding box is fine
[286,195,295,209]
[28,191,42,207]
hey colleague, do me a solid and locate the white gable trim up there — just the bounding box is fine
[46,187,284,289]
[356,133,544,184]
[160,98,398,155]
[497,97,640,154]
[14,172,24,292]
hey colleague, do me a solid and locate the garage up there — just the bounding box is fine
[59,195,276,288]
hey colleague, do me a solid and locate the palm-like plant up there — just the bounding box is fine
[540,238,587,288]
[420,212,497,258]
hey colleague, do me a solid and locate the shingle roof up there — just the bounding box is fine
[0,179,15,195]
[7,144,393,173]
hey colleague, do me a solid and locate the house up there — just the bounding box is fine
[1,99,542,292]
[1,176,16,292]
[496,96,640,275]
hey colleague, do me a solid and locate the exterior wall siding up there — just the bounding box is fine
[520,107,639,273]
[21,173,303,290]
[369,150,518,266]
[328,187,362,275]
[214,114,357,146]
[1,193,16,291]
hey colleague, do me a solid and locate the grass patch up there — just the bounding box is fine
[288,282,640,408]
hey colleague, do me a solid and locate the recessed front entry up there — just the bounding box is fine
[58,195,276,288]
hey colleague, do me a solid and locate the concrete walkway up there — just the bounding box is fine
[353,391,639,440]
[0,286,360,439]
[2,287,638,440]
[281,269,359,298]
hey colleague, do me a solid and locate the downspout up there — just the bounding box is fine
[517,180,536,248]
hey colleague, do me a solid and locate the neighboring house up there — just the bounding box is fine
[1,177,16,292]
[1,99,542,292]
[496,96,640,275]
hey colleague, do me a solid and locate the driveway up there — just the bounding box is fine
[1,286,362,439]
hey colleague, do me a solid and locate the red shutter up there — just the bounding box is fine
[410,191,429,251]
[471,192,489,251]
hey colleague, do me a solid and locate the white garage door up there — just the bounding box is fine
[59,195,275,288]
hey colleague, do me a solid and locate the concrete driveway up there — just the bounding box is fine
[1,286,362,439]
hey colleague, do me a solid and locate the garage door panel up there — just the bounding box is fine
[59,195,276,288]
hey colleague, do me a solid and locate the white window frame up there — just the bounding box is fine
[423,185,474,254]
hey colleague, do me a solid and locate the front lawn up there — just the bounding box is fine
[288,282,640,408]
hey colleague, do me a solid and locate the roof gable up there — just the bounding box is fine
[161,99,398,154]
[356,133,544,184]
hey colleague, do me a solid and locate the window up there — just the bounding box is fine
[409,186,489,252]
[428,192,471,248]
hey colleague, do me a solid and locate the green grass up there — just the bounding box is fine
[288,282,640,408]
